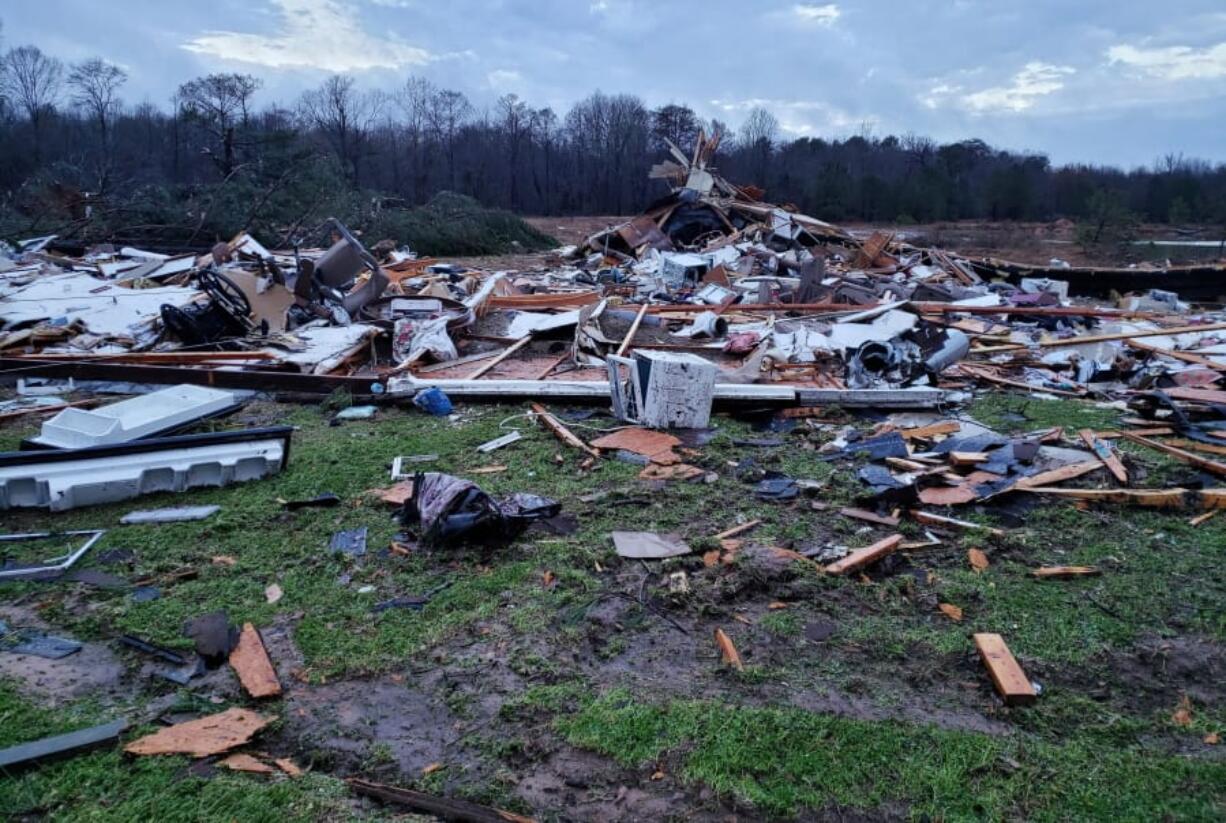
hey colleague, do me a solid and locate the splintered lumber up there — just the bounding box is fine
[1079,429,1128,483]
[1022,487,1226,509]
[711,519,763,540]
[911,510,1006,537]
[0,719,127,773]
[467,335,532,380]
[974,633,1036,707]
[124,708,272,757]
[1190,510,1220,526]
[1161,386,1226,405]
[957,364,1085,397]
[839,508,901,527]
[899,421,961,440]
[1035,321,1226,349]
[349,778,537,823]
[1168,438,1226,457]
[714,628,744,670]
[229,623,282,698]
[824,534,904,575]
[1032,566,1101,579]
[1119,433,1226,477]
[1014,461,1103,490]
[529,403,600,458]
[949,451,989,466]
[218,753,275,774]
[616,303,651,357]
[1126,339,1226,371]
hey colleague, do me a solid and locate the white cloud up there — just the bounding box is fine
[589,1,610,13]
[1106,42,1226,81]
[710,97,872,134]
[924,62,1074,114]
[487,69,522,90]
[182,0,436,72]
[792,4,841,26]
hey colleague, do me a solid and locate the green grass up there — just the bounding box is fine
[2,394,1224,820]
[0,682,359,821]
[557,690,1226,821]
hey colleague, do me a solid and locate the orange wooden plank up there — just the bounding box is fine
[1079,429,1128,484]
[229,623,282,699]
[974,633,1036,706]
[824,534,903,575]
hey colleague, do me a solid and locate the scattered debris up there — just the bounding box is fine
[330,528,369,557]
[124,708,273,757]
[974,633,1037,707]
[0,719,128,774]
[348,778,536,823]
[120,505,220,525]
[612,532,690,559]
[714,628,744,671]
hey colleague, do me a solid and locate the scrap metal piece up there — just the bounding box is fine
[120,506,220,525]
[0,719,128,774]
[0,530,105,581]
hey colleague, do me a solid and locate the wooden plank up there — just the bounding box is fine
[1014,461,1103,490]
[838,508,901,527]
[899,421,961,440]
[1079,429,1128,483]
[1120,433,1226,477]
[711,519,763,540]
[1022,487,1226,509]
[1125,340,1226,371]
[467,335,532,380]
[533,351,571,380]
[348,778,536,823]
[824,534,903,575]
[949,451,989,466]
[957,364,1085,397]
[1190,510,1221,526]
[529,403,600,458]
[1168,439,1226,457]
[616,303,651,357]
[0,719,127,773]
[974,633,1036,706]
[228,623,282,699]
[1036,321,1226,349]
[1160,386,1226,405]
[1032,566,1100,579]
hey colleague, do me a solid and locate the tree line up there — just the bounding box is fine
[1,22,1224,249]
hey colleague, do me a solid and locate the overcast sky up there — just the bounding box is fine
[4,0,1225,168]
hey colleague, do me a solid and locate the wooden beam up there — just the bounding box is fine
[949,451,989,467]
[974,633,1037,706]
[467,335,533,380]
[1014,460,1103,490]
[824,534,903,575]
[529,403,600,458]
[1021,487,1226,509]
[348,778,536,823]
[1079,429,1128,483]
[1119,432,1226,477]
[1032,566,1100,579]
[838,508,901,527]
[1037,321,1226,350]
[711,519,763,540]
[1126,339,1226,371]
[616,303,651,357]
[910,510,1006,536]
[899,421,961,440]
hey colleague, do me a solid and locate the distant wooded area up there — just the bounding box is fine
[1,24,1225,249]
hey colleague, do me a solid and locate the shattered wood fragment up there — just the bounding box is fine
[1119,433,1226,477]
[1032,566,1100,579]
[218,753,274,774]
[714,628,744,671]
[348,778,537,823]
[824,534,903,575]
[467,335,532,380]
[591,427,682,461]
[949,451,989,466]
[1014,461,1102,490]
[124,708,272,757]
[899,421,961,440]
[1189,510,1220,526]
[616,303,651,357]
[938,603,963,622]
[974,633,1037,707]
[530,403,600,458]
[967,548,990,572]
[711,519,763,540]
[374,481,415,506]
[839,508,901,527]
[275,757,304,777]
[638,463,704,481]
[229,623,282,699]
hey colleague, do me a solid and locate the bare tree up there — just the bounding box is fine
[396,76,436,202]
[650,104,700,153]
[1,45,63,156]
[298,75,385,184]
[739,106,779,149]
[67,57,126,144]
[177,73,261,177]
[428,88,472,190]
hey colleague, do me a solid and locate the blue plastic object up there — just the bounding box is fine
[413,387,453,416]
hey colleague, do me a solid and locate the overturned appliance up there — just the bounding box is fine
[160,269,262,347]
[0,427,291,511]
[399,472,560,546]
[607,350,717,429]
